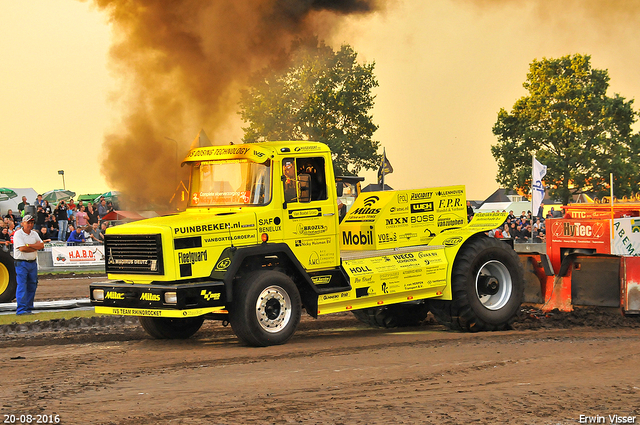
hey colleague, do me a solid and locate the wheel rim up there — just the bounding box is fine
[0,262,9,295]
[255,285,292,333]
[475,260,512,311]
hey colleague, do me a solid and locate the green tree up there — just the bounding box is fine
[492,54,640,205]
[239,38,380,175]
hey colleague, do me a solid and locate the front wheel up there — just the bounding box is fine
[429,236,523,332]
[229,270,301,347]
[139,316,205,339]
[0,250,17,303]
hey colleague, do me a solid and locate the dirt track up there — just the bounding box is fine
[1,276,640,424]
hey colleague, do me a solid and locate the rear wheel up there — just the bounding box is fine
[139,316,204,339]
[0,250,17,303]
[352,302,429,328]
[229,270,301,347]
[429,236,523,332]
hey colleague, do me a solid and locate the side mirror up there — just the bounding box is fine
[298,174,311,203]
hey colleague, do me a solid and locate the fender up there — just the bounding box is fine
[430,212,510,300]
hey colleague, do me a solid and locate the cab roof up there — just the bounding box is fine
[182,141,331,165]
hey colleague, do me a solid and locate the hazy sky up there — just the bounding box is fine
[1,0,639,200]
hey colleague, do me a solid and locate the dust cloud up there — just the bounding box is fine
[90,0,381,208]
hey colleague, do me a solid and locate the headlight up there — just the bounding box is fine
[93,289,104,301]
[164,292,178,304]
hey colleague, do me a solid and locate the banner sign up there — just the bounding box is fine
[51,245,106,267]
[612,218,640,256]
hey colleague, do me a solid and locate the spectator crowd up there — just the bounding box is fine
[1,195,116,252]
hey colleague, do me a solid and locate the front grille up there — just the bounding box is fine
[105,234,164,275]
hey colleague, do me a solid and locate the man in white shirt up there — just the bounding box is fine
[13,215,44,315]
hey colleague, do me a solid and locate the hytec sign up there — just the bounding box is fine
[551,220,606,240]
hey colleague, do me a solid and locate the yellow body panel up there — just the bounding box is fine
[340,186,467,250]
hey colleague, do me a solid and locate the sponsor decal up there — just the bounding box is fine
[410,191,433,201]
[105,291,124,300]
[437,215,466,228]
[443,236,463,247]
[174,222,241,235]
[140,293,160,301]
[397,193,409,203]
[201,290,221,301]
[410,202,434,213]
[342,230,374,246]
[203,233,254,243]
[436,189,464,197]
[112,308,162,316]
[437,198,463,209]
[633,220,640,233]
[377,232,397,244]
[551,221,605,239]
[295,223,328,235]
[253,150,265,158]
[178,250,208,264]
[309,252,320,265]
[289,208,322,219]
[311,275,332,285]
[411,214,434,224]
[393,253,417,263]
[349,196,382,217]
[258,217,282,232]
[321,292,350,301]
[295,237,331,247]
[215,258,231,271]
[354,275,374,284]
[398,232,417,240]
[349,265,373,274]
[187,147,250,158]
[386,217,408,226]
[389,206,409,214]
[294,145,320,152]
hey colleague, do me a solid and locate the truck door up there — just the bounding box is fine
[281,156,340,270]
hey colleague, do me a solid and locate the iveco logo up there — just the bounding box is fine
[215,258,231,271]
[364,196,379,207]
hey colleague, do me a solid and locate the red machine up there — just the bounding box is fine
[521,203,640,315]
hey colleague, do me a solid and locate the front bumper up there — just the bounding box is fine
[90,280,227,318]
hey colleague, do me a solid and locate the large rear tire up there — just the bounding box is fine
[429,236,523,332]
[229,270,301,347]
[139,316,205,339]
[0,250,17,303]
[352,302,429,328]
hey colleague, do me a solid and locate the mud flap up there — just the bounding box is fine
[520,254,554,304]
[571,256,620,308]
[622,257,640,314]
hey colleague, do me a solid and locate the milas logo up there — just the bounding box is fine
[351,195,382,216]
[364,196,379,207]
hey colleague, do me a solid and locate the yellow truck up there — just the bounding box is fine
[90,141,523,346]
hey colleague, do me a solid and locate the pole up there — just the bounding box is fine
[610,173,614,240]
[58,170,65,190]
[531,153,535,218]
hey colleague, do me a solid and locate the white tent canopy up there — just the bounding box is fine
[0,188,38,215]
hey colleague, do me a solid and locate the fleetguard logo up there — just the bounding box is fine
[551,221,605,239]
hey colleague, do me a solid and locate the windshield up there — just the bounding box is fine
[189,159,271,206]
